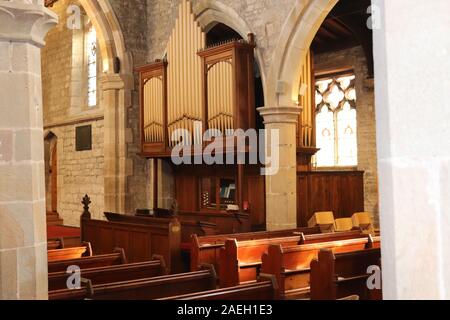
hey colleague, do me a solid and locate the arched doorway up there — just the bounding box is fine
[44,132,63,225]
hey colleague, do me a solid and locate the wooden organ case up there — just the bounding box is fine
[136,0,265,233]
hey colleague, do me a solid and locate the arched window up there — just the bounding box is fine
[86,24,98,107]
[314,73,358,167]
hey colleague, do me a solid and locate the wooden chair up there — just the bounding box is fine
[308,211,336,233]
[335,218,354,232]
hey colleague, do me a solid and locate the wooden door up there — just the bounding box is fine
[50,143,57,213]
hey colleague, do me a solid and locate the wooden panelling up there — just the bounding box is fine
[173,164,264,233]
[297,171,364,227]
[244,175,266,229]
[81,216,183,273]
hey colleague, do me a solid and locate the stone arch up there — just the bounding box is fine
[194,0,266,85]
[265,0,338,108]
[78,0,132,75]
[44,0,132,213]
[71,0,132,212]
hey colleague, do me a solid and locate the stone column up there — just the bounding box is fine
[373,0,450,299]
[0,0,57,299]
[258,106,301,230]
[100,73,131,213]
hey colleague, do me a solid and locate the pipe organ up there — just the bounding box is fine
[137,0,256,156]
[199,38,256,137]
[166,0,205,148]
[137,61,167,154]
[298,50,316,149]
[296,49,319,172]
[206,61,234,134]
[136,0,264,233]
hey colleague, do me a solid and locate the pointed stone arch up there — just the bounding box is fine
[265,0,338,108]
[75,0,133,213]
[44,131,58,214]
[193,0,266,86]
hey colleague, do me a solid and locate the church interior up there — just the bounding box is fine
[1,0,450,301]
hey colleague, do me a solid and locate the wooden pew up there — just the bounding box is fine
[310,248,382,300]
[219,231,368,288]
[47,242,92,262]
[48,256,167,291]
[104,212,218,244]
[48,248,127,273]
[47,238,64,250]
[81,212,183,273]
[190,226,322,272]
[158,275,279,300]
[85,266,217,300]
[368,235,381,248]
[297,230,364,245]
[49,280,93,301]
[260,236,373,299]
[90,270,216,300]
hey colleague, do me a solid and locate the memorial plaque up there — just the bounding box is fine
[76,125,92,151]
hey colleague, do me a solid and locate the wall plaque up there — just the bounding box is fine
[76,125,92,151]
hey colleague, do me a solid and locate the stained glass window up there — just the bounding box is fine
[315,74,358,167]
[86,25,97,107]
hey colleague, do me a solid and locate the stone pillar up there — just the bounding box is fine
[100,74,130,213]
[0,0,57,299]
[258,106,301,230]
[373,0,450,299]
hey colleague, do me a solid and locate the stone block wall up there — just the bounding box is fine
[314,46,379,225]
[42,0,105,225]
[109,0,150,212]
[47,120,105,226]
[41,0,73,124]
[146,0,300,78]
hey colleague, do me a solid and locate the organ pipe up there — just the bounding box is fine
[299,50,314,148]
[166,0,205,147]
[143,77,164,143]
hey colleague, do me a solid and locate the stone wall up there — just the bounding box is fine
[47,120,105,226]
[42,0,105,225]
[146,0,300,83]
[109,0,150,212]
[42,0,73,124]
[314,46,379,225]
